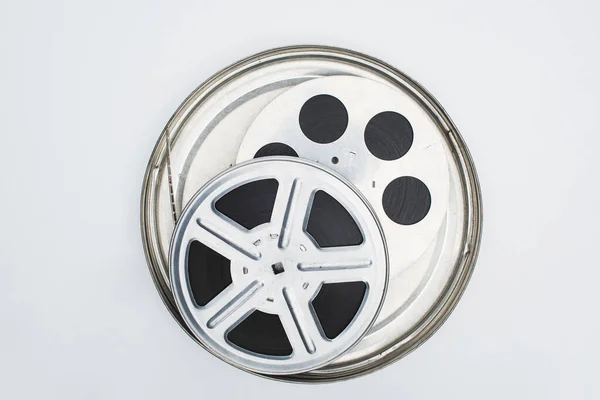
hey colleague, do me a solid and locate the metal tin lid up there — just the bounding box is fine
[141,45,482,382]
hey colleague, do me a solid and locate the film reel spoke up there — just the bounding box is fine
[198,280,264,331]
[298,243,373,281]
[279,287,318,355]
[271,178,312,249]
[194,213,262,261]
[299,265,371,287]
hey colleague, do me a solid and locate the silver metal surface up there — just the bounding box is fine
[237,75,450,273]
[140,45,483,382]
[170,157,389,375]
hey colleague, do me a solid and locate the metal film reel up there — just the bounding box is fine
[170,158,388,375]
[237,75,450,275]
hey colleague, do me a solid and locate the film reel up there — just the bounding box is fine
[237,75,450,274]
[170,158,388,374]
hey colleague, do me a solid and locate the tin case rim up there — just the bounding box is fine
[140,45,483,383]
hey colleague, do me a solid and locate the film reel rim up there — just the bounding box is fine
[140,45,483,383]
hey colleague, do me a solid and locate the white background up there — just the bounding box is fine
[1,0,599,399]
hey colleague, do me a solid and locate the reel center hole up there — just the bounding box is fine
[271,262,285,275]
